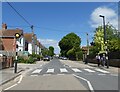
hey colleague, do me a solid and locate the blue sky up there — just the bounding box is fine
[2,2,118,54]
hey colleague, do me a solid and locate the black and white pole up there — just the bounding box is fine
[14,33,21,73]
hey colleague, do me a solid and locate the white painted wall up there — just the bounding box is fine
[28,43,32,54]
[37,46,39,55]
[16,37,25,51]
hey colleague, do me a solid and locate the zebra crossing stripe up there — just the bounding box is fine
[72,68,82,72]
[32,69,42,74]
[60,68,68,73]
[95,69,110,73]
[47,69,54,73]
[84,69,95,73]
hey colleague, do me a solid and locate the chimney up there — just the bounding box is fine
[2,23,7,30]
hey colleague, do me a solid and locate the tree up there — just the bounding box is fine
[41,48,49,56]
[59,32,81,60]
[91,24,120,54]
[48,46,54,56]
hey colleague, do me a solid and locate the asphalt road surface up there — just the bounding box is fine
[2,58,118,91]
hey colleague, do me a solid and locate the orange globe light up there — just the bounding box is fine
[15,33,20,38]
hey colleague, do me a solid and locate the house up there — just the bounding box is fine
[0,23,24,55]
[24,33,37,54]
[36,40,41,55]
[0,23,25,68]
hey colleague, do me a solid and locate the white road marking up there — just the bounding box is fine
[18,75,23,84]
[46,69,54,73]
[30,75,38,76]
[110,74,118,76]
[60,68,68,73]
[4,83,17,90]
[98,73,106,75]
[32,69,42,74]
[73,74,94,92]
[84,69,95,73]
[95,69,110,73]
[72,68,82,73]
[43,74,51,76]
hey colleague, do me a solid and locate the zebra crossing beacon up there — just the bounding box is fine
[14,33,21,73]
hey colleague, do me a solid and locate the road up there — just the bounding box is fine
[2,58,118,91]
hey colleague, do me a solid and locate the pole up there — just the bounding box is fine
[14,33,21,73]
[31,25,34,54]
[86,33,89,55]
[99,15,109,68]
[14,43,18,73]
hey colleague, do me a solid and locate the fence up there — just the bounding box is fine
[0,51,29,69]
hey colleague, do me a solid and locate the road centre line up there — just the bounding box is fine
[73,74,94,92]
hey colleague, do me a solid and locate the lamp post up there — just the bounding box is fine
[99,15,109,68]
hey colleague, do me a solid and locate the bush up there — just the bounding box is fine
[17,56,35,64]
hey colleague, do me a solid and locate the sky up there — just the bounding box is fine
[2,2,118,54]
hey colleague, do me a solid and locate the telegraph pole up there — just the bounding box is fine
[85,33,89,64]
[31,25,34,54]
[86,33,89,55]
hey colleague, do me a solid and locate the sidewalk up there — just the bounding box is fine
[0,67,24,86]
[60,59,119,74]
[0,61,47,86]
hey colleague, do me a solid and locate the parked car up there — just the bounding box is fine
[43,56,50,61]
[62,57,67,60]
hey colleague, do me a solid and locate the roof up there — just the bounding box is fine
[24,33,33,43]
[0,29,23,37]
[82,46,93,51]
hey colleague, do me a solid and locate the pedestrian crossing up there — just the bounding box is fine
[31,68,110,75]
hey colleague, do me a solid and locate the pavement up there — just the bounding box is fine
[60,59,119,74]
[0,60,48,86]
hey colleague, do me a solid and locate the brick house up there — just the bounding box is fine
[0,23,24,68]
[0,23,24,54]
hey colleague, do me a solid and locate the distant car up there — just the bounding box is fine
[62,57,67,60]
[43,56,50,61]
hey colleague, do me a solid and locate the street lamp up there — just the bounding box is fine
[99,15,109,68]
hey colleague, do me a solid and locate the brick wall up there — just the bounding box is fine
[2,38,16,51]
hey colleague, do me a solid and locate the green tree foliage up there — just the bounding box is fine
[41,48,49,56]
[59,32,82,60]
[91,24,120,54]
[48,46,54,56]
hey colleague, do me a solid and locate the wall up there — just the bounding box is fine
[28,43,32,54]
[2,38,16,51]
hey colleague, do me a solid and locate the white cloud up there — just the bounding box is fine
[38,38,60,54]
[90,6,118,29]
